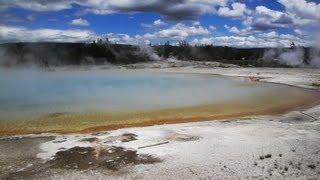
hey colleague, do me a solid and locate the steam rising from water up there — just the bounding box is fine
[137,44,162,61]
[279,48,304,66]
[310,32,320,68]
[263,46,320,68]
[263,28,320,68]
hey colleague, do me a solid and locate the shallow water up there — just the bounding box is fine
[0,69,319,135]
[0,70,292,118]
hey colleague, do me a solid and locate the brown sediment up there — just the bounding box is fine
[47,146,161,170]
[1,88,320,136]
[4,146,161,179]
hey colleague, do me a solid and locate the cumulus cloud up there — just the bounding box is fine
[26,15,36,21]
[241,1,320,32]
[224,25,251,36]
[218,2,248,18]
[141,23,152,28]
[153,19,166,26]
[278,0,320,20]
[71,18,90,26]
[0,0,228,20]
[141,19,166,28]
[144,23,210,40]
[276,0,320,28]
[116,23,211,44]
[191,32,311,48]
[209,25,216,31]
[0,25,97,43]
[105,21,314,48]
[294,29,306,36]
[259,31,278,39]
[0,22,313,48]
[192,36,262,47]
[106,33,150,45]
[1,0,318,48]
[193,21,201,26]
[245,6,293,30]
[224,25,240,34]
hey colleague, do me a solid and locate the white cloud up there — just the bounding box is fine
[193,21,201,26]
[145,23,210,40]
[26,15,36,21]
[142,19,166,28]
[0,25,97,43]
[209,25,216,31]
[225,25,240,34]
[242,3,319,31]
[224,25,251,36]
[71,18,90,26]
[277,0,320,28]
[244,6,293,30]
[1,0,317,48]
[84,8,115,15]
[141,23,152,28]
[255,6,283,19]
[259,31,279,39]
[153,19,166,26]
[192,36,261,47]
[106,33,150,45]
[0,23,314,48]
[218,2,248,18]
[294,29,308,36]
[191,32,312,48]
[106,24,313,48]
[278,0,320,20]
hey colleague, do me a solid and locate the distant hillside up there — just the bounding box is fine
[0,42,315,68]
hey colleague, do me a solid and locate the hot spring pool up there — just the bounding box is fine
[0,70,319,135]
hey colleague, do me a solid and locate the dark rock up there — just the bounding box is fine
[52,139,67,143]
[80,137,98,143]
[121,133,138,142]
[264,154,272,158]
[307,164,316,170]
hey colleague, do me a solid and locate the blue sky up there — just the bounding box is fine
[0,0,319,47]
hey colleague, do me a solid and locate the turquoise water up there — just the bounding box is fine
[0,69,308,119]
